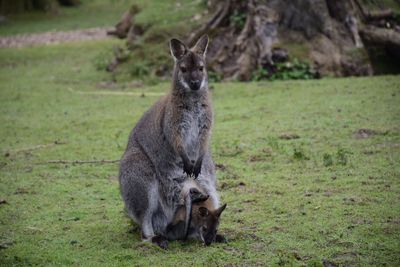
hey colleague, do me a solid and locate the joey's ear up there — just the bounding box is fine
[215,204,227,218]
[198,207,209,217]
[192,34,209,57]
[170,38,188,61]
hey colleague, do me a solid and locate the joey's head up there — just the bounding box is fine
[169,35,209,92]
[192,203,226,246]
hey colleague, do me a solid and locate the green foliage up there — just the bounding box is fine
[293,147,310,160]
[130,60,151,77]
[251,67,269,82]
[92,48,114,71]
[336,148,350,166]
[252,59,317,82]
[208,70,223,83]
[323,148,352,167]
[230,9,247,30]
[323,153,334,167]
[272,59,316,80]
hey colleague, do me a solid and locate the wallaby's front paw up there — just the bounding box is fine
[183,159,194,177]
[190,188,209,203]
[193,159,203,178]
[151,235,169,249]
[215,234,227,243]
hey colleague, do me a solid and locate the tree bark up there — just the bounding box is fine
[195,0,375,80]
[107,5,140,39]
[360,25,400,48]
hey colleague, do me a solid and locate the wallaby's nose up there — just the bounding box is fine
[189,80,201,91]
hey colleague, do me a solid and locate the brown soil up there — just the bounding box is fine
[0,27,113,48]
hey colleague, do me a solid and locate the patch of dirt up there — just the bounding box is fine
[248,147,273,162]
[354,128,388,139]
[0,241,13,250]
[322,259,338,267]
[251,242,266,252]
[14,188,32,195]
[343,197,357,205]
[109,175,118,182]
[215,163,226,171]
[227,230,264,242]
[279,133,300,140]
[266,226,286,233]
[331,251,359,262]
[293,252,311,261]
[0,27,113,48]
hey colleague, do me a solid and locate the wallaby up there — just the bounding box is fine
[166,179,227,246]
[119,35,219,248]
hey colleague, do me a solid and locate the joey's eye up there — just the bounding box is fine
[199,66,204,72]
[202,226,208,232]
[181,67,187,73]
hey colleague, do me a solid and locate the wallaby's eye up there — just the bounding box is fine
[202,226,208,232]
[181,67,187,73]
[199,66,204,72]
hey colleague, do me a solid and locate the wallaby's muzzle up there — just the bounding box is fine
[189,80,201,91]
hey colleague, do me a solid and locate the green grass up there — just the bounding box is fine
[0,0,203,36]
[0,38,399,266]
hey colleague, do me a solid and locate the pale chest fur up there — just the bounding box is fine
[180,102,209,160]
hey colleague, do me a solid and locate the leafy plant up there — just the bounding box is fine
[336,148,350,166]
[251,67,269,82]
[208,70,223,83]
[252,58,318,81]
[323,153,334,167]
[130,61,151,77]
[293,147,310,160]
[230,9,247,30]
[92,49,114,71]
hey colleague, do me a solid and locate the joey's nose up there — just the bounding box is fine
[189,80,201,91]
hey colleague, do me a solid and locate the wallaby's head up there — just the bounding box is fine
[191,203,227,246]
[169,35,209,92]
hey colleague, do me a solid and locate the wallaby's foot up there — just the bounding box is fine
[193,158,203,178]
[190,188,209,203]
[215,234,227,243]
[151,235,169,249]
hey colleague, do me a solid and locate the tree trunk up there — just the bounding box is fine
[190,0,379,80]
[108,0,399,79]
[107,5,140,39]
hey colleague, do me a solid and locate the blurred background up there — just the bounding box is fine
[1,0,400,84]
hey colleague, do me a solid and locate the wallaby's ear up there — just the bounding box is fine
[198,207,209,217]
[170,38,188,61]
[215,203,227,218]
[192,34,209,57]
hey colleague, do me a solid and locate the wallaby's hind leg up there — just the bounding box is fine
[119,149,160,242]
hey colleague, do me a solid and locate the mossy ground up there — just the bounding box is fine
[1,1,400,266]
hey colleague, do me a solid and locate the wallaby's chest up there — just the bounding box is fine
[180,104,208,153]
